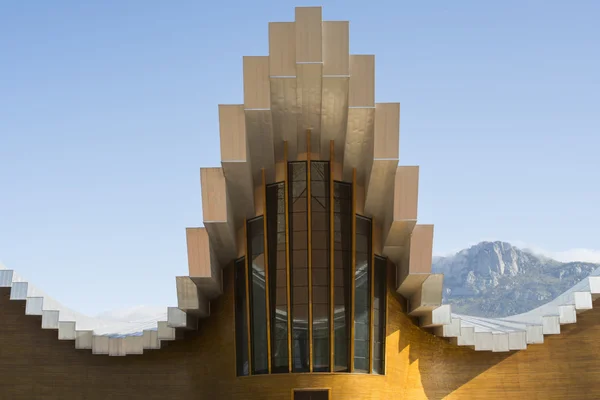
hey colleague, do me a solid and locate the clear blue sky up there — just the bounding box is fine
[1,1,598,314]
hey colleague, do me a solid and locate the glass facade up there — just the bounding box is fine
[311,161,330,372]
[289,162,310,372]
[266,182,289,373]
[234,257,249,376]
[234,161,388,376]
[247,217,269,375]
[353,215,372,373]
[333,181,352,372]
[373,256,387,374]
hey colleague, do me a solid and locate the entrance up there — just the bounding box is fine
[293,389,329,400]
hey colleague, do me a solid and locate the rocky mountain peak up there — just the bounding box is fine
[434,241,600,317]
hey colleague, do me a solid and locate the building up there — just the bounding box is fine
[1,6,600,399]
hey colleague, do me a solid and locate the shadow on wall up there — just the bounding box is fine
[389,260,600,399]
[388,265,513,400]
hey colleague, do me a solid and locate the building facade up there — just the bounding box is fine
[1,6,600,400]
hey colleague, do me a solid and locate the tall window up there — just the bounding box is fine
[247,217,268,374]
[354,215,372,373]
[289,162,309,372]
[373,256,387,374]
[333,181,352,372]
[266,182,289,373]
[311,161,330,372]
[235,161,386,376]
[234,257,249,376]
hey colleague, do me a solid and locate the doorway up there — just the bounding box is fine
[293,389,329,400]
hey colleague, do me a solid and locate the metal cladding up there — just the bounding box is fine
[1,6,598,359]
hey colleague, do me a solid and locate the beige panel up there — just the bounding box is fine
[408,274,443,315]
[219,105,247,162]
[186,227,211,277]
[349,55,375,107]
[269,22,296,77]
[200,168,227,222]
[270,78,298,162]
[219,104,254,225]
[409,225,434,274]
[343,107,375,183]
[246,109,275,183]
[200,167,237,266]
[374,103,400,159]
[243,56,270,109]
[323,21,349,76]
[320,77,349,161]
[394,166,419,221]
[295,7,322,63]
[364,159,398,221]
[275,161,286,182]
[296,63,322,155]
[186,228,223,298]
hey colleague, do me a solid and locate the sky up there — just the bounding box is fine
[0,1,599,315]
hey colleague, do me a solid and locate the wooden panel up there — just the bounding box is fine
[374,103,400,159]
[186,228,211,277]
[394,166,419,221]
[295,7,322,63]
[243,56,270,109]
[349,55,375,107]
[219,105,247,161]
[323,21,349,76]
[269,22,296,77]
[408,225,434,275]
[296,63,322,155]
[200,167,227,222]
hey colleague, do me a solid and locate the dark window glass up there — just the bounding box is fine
[294,390,329,400]
[310,161,330,372]
[247,217,269,375]
[333,181,352,372]
[373,256,387,374]
[289,162,309,372]
[266,182,289,373]
[354,215,371,373]
[234,257,249,376]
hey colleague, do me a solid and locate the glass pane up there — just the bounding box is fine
[289,162,310,372]
[354,215,371,373]
[333,181,352,372]
[234,257,249,376]
[266,182,289,373]
[247,217,269,375]
[311,161,330,372]
[373,256,387,375]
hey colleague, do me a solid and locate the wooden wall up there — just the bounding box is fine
[1,265,600,399]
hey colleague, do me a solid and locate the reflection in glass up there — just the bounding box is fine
[333,181,352,372]
[373,256,387,374]
[289,162,310,372]
[266,182,289,373]
[247,217,269,374]
[311,161,330,372]
[354,215,372,373]
[234,257,249,376]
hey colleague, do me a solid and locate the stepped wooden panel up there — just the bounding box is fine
[3,265,600,399]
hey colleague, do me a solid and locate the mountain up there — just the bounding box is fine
[432,241,600,317]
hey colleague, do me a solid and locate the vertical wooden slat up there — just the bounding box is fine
[244,220,252,375]
[284,141,292,372]
[329,140,335,371]
[262,169,272,374]
[307,129,313,373]
[350,168,357,372]
[369,222,375,374]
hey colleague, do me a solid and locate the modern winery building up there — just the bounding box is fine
[1,6,600,400]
